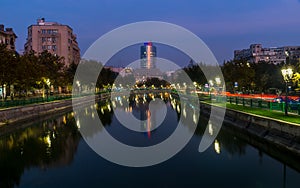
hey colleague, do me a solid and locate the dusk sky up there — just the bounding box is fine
[1,0,300,64]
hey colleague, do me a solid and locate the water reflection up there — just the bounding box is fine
[0,113,80,188]
[0,91,299,187]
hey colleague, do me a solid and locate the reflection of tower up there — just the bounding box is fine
[140,42,156,69]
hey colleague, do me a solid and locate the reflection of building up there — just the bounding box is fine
[234,44,300,64]
[24,18,80,67]
[0,24,17,51]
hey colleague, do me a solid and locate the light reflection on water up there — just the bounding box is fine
[0,92,299,188]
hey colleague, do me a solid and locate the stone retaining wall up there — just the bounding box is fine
[0,95,99,126]
[200,102,300,157]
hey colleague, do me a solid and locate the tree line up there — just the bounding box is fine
[0,44,117,98]
[1,42,299,98]
[182,59,300,94]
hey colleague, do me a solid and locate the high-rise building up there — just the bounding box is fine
[134,42,162,81]
[140,42,156,69]
[24,18,80,66]
[0,24,17,51]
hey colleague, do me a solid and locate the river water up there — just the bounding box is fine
[0,92,299,188]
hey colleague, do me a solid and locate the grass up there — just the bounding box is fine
[204,101,300,125]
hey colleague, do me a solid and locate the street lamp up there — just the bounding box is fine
[215,77,221,94]
[209,80,213,99]
[281,67,293,116]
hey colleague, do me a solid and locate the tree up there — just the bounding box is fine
[0,44,19,98]
[38,51,64,87]
[222,60,255,93]
[14,50,39,96]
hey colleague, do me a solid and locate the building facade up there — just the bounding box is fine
[140,42,156,69]
[134,42,162,81]
[234,44,300,64]
[0,24,17,51]
[24,18,80,66]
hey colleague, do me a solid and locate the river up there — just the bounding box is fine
[0,92,299,188]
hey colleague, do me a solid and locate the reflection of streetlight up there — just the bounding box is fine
[281,67,293,116]
[214,140,221,154]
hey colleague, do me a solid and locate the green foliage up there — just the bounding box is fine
[0,44,18,88]
[222,60,255,93]
[0,47,65,96]
[252,61,283,92]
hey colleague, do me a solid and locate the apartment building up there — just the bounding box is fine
[24,18,80,66]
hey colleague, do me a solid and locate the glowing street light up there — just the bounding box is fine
[215,77,221,85]
[215,77,221,94]
[281,67,293,116]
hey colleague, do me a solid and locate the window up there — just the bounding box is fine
[47,45,51,50]
[10,38,14,45]
[52,45,56,51]
[42,37,46,42]
[42,45,46,50]
[47,37,52,42]
[52,37,56,43]
[41,29,46,34]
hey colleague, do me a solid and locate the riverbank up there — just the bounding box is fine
[1,93,299,159]
[200,101,300,158]
[0,95,98,126]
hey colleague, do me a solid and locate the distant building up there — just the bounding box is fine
[0,24,17,51]
[134,42,162,82]
[119,67,133,77]
[24,18,80,66]
[140,42,156,69]
[234,44,300,64]
[105,66,124,74]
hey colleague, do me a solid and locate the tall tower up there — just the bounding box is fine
[140,42,156,69]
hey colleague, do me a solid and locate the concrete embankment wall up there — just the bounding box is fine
[200,102,300,157]
[0,95,103,126]
[0,100,72,126]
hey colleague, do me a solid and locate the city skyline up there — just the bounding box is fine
[1,0,300,64]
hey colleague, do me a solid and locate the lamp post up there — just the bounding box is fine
[215,77,221,94]
[281,67,293,116]
[209,80,213,99]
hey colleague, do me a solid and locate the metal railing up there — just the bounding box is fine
[0,95,72,108]
[223,96,300,115]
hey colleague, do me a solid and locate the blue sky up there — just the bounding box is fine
[1,0,300,64]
